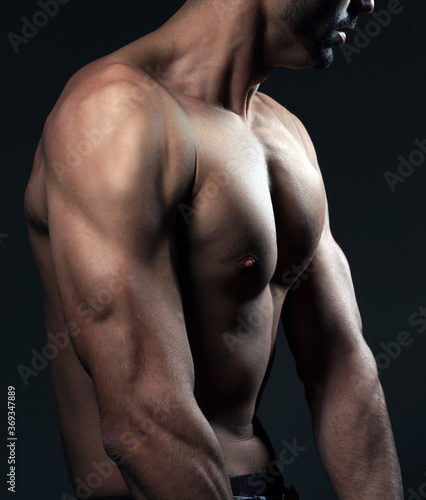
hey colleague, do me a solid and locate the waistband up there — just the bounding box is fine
[99,467,295,500]
[229,466,285,497]
[101,497,133,500]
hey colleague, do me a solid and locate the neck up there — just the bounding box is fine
[120,0,274,117]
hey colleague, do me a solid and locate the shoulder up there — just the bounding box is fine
[254,91,319,168]
[42,60,196,206]
[43,60,173,160]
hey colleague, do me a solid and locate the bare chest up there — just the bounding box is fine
[175,110,326,299]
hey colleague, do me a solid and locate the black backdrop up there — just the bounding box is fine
[1,1,425,499]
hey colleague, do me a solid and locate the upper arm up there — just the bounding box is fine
[281,230,365,385]
[44,82,195,426]
[278,107,371,387]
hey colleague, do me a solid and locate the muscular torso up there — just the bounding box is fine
[25,54,326,498]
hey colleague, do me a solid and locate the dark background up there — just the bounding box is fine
[1,1,425,499]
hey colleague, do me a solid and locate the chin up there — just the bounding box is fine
[286,43,336,70]
[311,47,335,69]
[277,43,335,70]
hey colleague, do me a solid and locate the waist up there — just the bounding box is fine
[210,415,277,477]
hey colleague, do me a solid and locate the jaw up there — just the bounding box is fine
[265,36,336,71]
[266,0,350,70]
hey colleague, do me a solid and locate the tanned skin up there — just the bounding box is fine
[24,0,403,498]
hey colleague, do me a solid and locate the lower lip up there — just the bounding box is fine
[337,31,346,43]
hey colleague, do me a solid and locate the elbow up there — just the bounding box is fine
[302,339,381,403]
[100,412,157,465]
[100,414,137,465]
[99,387,189,464]
[101,430,126,466]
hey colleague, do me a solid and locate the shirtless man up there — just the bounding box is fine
[24,0,403,499]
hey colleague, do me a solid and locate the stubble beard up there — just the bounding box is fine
[282,2,353,69]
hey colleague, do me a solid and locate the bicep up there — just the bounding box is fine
[281,231,364,387]
[48,198,192,383]
[272,102,368,383]
[44,98,195,423]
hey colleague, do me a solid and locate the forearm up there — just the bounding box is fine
[103,397,234,500]
[307,351,403,499]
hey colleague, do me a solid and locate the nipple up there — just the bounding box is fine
[236,254,258,271]
[242,257,256,268]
